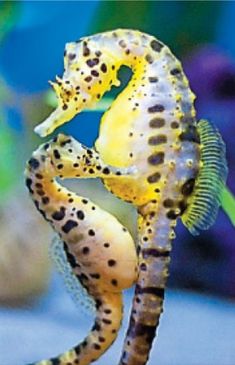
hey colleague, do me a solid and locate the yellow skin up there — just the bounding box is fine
[26,29,227,365]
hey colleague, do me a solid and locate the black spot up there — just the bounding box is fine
[77,210,85,220]
[149,118,165,128]
[91,70,99,77]
[83,42,90,57]
[102,167,110,175]
[147,172,161,183]
[104,243,110,248]
[82,246,90,255]
[53,149,61,159]
[62,104,68,110]
[111,279,118,286]
[57,164,63,170]
[135,284,165,298]
[96,299,102,309]
[171,121,179,129]
[74,345,81,355]
[52,207,66,221]
[149,76,158,83]
[148,104,165,113]
[181,178,195,196]
[148,152,165,165]
[98,336,105,342]
[42,196,49,205]
[25,178,33,194]
[145,54,154,64]
[84,76,92,82]
[35,183,42,188]
[130,322,156,344]
[44,143,49,150]
[86,58,99,67]
[82,199,88,204]
[102,318,112,325]
[62,220,78,233]
[60,138,71,147]
[92,321,101,331]
[166,210,179,220]
[90,273,100,279]
[148,135,167,145]
[108,259,116,267]
[170,68,181,76]
[140,263,147,271]
[28,157,40,170]
[37,188,45,196]
[88,229,95,236]
[101,63,107,73]
[163,198,174,208]
[94,343,101,350]
[150,39,164,52]
[119,39,126,48]
[68,53,76,61]
[142,248,170,258]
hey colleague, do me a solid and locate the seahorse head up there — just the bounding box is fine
[35,35,120,137]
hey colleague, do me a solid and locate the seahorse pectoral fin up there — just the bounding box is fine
[181,119,228,235]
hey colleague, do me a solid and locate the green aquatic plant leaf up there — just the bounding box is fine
[0,1,21,43]
[221,187,235,226]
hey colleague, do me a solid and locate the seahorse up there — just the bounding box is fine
[25,134,138,365]
[30,29,227,365]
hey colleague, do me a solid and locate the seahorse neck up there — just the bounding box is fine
[100,29,196,126]
[25,147,73,218]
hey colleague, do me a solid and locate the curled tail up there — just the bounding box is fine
[119,207,174,365]
[29,292,123,365]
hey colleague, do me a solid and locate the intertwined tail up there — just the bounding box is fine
[119,208,174,365]
[29,291,123,365]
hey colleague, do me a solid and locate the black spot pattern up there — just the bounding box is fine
[150,39,164,52]
[62,220,78,233]
[52,207,66,221]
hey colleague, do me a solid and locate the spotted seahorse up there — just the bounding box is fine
[28,29,227,365]
[25,134,138,365]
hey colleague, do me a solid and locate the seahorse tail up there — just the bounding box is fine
[119,209,173,365]
[29,291,123,365]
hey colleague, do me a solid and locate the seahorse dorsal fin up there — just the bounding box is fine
[49,234,96,314]
[182,119,228,236]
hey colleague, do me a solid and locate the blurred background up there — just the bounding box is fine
[0,1,235,364]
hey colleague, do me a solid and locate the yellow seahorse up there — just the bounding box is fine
[27,29,227,365]
[25,134,138,365]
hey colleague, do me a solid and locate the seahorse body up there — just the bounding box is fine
[31,29,227,365]
[25,134,138,365]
